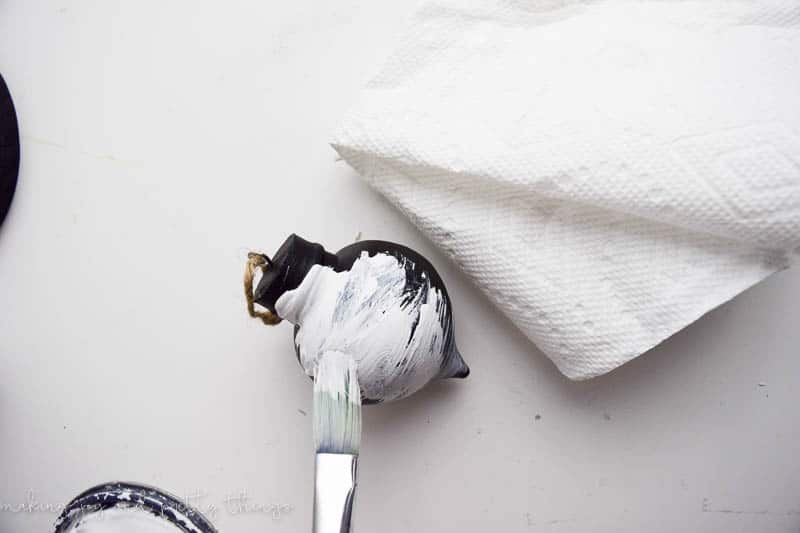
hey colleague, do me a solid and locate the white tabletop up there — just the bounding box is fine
[1,2,798,532]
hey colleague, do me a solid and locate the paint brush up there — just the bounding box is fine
[312,351,361,533]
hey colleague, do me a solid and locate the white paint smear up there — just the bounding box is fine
[67,507,184,533]
[275,251,448,402]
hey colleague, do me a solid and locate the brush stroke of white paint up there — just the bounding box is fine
[275,252,447,402]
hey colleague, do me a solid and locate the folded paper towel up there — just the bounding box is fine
[332,0,800,379]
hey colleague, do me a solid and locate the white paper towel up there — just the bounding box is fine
[332,0,800,379]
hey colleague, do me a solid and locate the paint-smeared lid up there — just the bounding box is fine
[54,482,217,533]
[0,73,20,229]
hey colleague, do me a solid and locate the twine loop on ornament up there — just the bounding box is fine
[244,252,282,325]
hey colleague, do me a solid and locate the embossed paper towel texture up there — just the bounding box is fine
[332,0,800,379]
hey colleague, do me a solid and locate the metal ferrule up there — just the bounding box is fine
[313,453,358,533]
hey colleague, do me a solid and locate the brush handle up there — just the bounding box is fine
[313,453,358,533]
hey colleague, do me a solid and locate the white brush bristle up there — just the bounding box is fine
[313,351,362,455]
